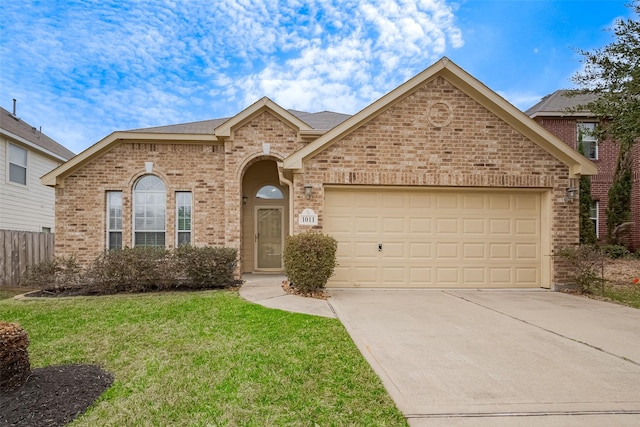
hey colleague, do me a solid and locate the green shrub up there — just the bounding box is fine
[86,247,174,294]
[600,244,631,259]
[283,233,337,293]
[20,256,82,290]
[555,245,606,294]
[174,245,237,288]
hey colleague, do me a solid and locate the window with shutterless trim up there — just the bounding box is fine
[176,191,192,245]
[133,175,166,247]
[577,122,598,160]
[8,143,27,185]
[107,191,123,250]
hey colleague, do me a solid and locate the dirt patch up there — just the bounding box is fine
[603,258,640,285]
[0,364,113,427]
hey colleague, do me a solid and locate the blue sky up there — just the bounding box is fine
[0,0,631,154]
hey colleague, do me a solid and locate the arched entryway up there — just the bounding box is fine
[241,159,289,273]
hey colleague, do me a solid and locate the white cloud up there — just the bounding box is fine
[1,0,465,152]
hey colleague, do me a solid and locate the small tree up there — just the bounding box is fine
[578,141,597,244]
[571,1,639,248]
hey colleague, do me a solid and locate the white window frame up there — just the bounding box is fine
[590,201,599,239]
[8,143,28,185]
[577,122,598,160]
[107,191,123,250]
[176,191,192,246]
[133,175,166,247]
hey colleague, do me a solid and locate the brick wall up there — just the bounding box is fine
[297,76,579,286]
[535,117,639,250]
[55,142,227,266]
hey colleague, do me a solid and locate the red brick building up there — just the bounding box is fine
[527,90,639,251]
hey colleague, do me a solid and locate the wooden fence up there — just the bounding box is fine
[0,230,55,287]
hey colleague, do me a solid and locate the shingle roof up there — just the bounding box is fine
[128,109,351,134]
[127,117,230,134]
[525,90,598,117]
[288,110,351,130]
[0,107,75,160]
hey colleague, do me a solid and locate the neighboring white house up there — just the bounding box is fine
[1,105,75,232]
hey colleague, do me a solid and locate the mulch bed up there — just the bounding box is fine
[281,280,328,299]
[0,364,113,427]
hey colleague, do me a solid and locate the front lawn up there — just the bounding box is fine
[0,291,406,426]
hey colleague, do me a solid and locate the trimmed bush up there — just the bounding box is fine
[86,246,173,294]
[174,245,238,288]
[283,233,337,293]
[0,322,30,392]
[20,255,82,290]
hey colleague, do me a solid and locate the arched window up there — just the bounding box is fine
[256,185,284,200]
[133,175,166,247]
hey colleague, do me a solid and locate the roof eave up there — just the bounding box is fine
[1,128,71,162]
[215,97,313,139]
[283,57,596,177]
[41,131,218,187]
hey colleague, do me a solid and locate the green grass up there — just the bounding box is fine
[0,290,407,426]
[603,284,640,309]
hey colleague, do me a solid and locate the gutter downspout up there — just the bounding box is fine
[277,162,294,236]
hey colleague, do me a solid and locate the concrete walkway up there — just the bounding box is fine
[239,274,335,318]
[239,276,640,426]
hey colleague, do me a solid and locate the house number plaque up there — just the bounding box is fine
[298,208,318,226]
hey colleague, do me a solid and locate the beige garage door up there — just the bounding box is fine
[324,187,543,288]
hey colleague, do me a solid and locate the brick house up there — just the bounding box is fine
[43,58,596,289]
[527,90,640,250]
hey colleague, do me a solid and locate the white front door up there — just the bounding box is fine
[255,206,284,270]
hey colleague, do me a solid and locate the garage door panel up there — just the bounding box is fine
[463,267,485,284]
[516,267,538,284]
[409,242,432,259]
[463,194,485,209]
[436,218,459,234]
[515,219,538,235]
[489,194,512,210]
[356,217,379,233]
[324,188,542,288]
[463,243,486,259]
[463,218,485,234]
[354,241,378,260]
[382,217,405,233]
[409,218,432,233]
[489,219,512,234]
[437,267,459,284]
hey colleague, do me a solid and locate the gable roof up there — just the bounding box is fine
[0,107,75,161]
[526,90,598,118]
[42,97,347,187]
[283,57,597,177]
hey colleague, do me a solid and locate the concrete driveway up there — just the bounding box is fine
[328,289,640,426]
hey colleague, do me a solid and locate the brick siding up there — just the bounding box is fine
[534,117,640,250]
[297,77,579,286]
[55,76,586,286]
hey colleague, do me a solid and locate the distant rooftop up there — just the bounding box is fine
[526,90,599,118]
[0,106,75,160]
[129,109,352,134]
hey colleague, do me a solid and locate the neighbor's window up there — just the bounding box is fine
[256,185,284,199]
[176,191,192,245]
[107,191,123,250]
[577,122,598,160]
[8,143,27,185]
[590,201,599,238]
[133,175,166,247]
